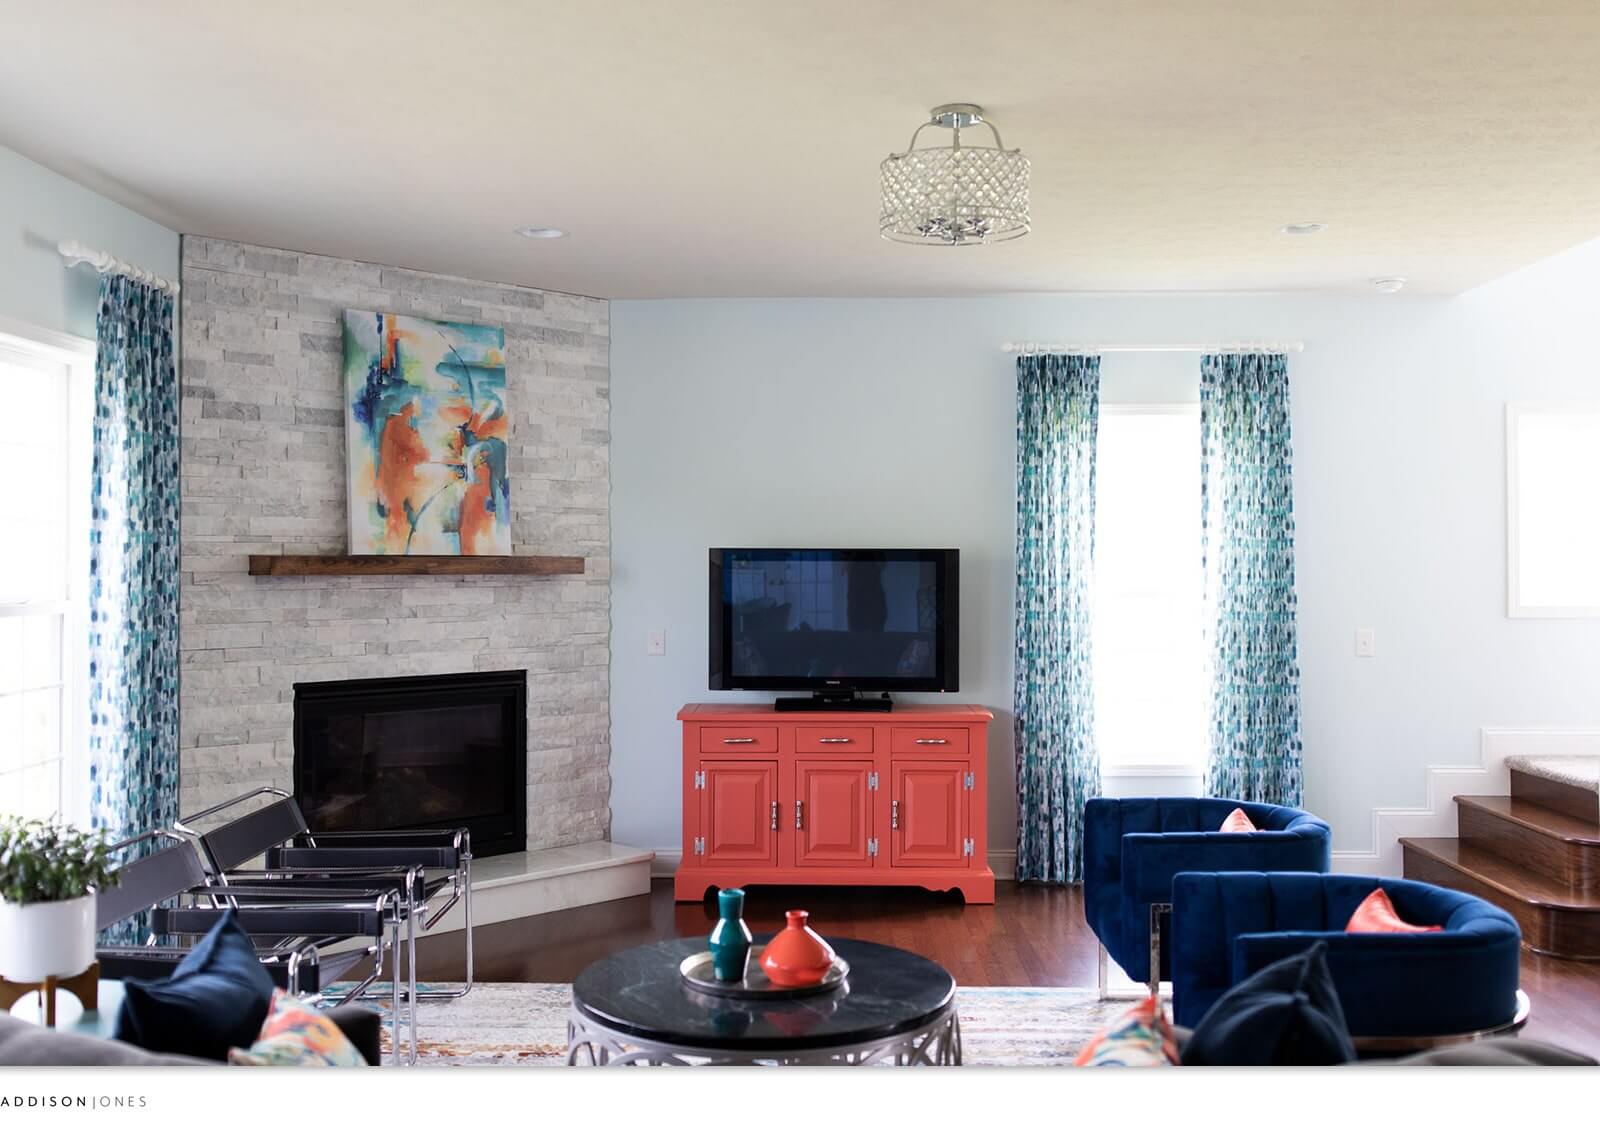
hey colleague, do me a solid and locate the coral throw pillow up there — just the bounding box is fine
[1219,808,1257,833]
[228,989,369,1066]
[1073,993,1180,1067]
[1345,888,1443,933]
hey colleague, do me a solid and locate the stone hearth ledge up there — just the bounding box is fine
[421,841,654,936]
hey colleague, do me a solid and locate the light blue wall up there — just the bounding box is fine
[0,143,178,339]
[610,243,1600,860]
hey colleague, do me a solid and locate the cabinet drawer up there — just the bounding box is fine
[890,726,969,755]
[698,726,779,753]
[794,727,875,754]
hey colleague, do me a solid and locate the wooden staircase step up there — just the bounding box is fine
[1506,756,1599,824]
[1456,795,1600,890]
[1401,837,1600,960]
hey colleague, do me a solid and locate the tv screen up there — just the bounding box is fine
[709,549,958,693]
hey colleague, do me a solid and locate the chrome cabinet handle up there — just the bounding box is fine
[817,737,853,744]
[891,800,899,829]
[771,801,778,830]
[795,800,804,830]
[723,737,756,744]
[914,738,949,745]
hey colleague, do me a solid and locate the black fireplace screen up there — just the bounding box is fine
[293,670,526,857]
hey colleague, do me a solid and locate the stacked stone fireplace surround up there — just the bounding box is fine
[178,236,612,851]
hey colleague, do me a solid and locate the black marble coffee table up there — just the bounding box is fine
[566,936,961,1066]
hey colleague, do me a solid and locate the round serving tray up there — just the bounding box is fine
[678,950,850,1000]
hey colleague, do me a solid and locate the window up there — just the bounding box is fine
[1507,403,1600,617]
[0,327,93,822]
[1093,405,1206,771]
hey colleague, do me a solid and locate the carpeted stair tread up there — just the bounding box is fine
[1506,755,1600,793]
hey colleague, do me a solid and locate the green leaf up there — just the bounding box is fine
[0,816,120,905]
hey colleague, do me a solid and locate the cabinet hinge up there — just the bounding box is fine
[964,772,974,790]
[693,836,705,855]
[963,837,975,856]
[867,772,879,790]
[694,771,705,789]
[867,838,879,857]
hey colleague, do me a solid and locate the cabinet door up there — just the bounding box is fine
[890,761,968,867]
[794,759,873,867]
[701,761,779,866]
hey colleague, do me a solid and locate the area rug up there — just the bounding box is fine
[383,983,1127,1066]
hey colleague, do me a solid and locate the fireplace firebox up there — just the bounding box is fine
[293,670,527,857]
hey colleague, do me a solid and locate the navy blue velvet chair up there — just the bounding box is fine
[1082,797,1331,994]
[1170,871,1523,1042]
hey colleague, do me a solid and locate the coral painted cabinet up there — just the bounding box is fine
[891,761,969,867]
[700,761,779,867]
[677,704,995,903]
[794,760,874,867]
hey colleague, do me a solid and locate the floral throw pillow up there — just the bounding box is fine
[1073,993,1181,1067]
[228,989,368,1067]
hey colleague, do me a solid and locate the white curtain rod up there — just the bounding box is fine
[1002,340,1303,355]
[58,238,180,296]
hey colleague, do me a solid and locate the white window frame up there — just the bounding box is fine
[1506,401,1600,619]
[0,316,95,824]
[1093,401,1207,778]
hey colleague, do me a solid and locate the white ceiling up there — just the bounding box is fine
[4,1,1600,298]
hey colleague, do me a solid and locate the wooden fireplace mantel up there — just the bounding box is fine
[248,554,585,577]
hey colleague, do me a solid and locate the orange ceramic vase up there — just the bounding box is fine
[759,910,837,987]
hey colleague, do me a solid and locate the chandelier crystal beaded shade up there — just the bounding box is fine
[879,104,1030,245]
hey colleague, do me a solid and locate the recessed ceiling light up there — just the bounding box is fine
[1370,276,1407,293]
[1278,222,1327,236]
[515,226,566,240]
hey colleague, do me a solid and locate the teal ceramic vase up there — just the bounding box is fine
[708,888,754,982]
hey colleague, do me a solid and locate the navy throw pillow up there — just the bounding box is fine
[115,908,275,1060]
[1180,940,1356,1065]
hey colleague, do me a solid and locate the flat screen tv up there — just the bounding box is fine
[709,548,959,711]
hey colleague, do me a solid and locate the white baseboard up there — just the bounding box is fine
[1332,727,1600,877]
[649,848,1018,881]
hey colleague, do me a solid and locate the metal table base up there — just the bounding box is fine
[565,1003,962,1066]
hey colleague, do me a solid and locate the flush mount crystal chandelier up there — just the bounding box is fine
[879,104,1030,246]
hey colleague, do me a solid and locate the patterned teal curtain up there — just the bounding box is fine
[1014,354,1101,883]
[88,274,179,943]
[1199,353,1302,806]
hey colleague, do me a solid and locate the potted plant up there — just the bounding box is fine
[0,817,118,983]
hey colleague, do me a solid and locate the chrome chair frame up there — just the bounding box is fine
[1095,903,1173,1003]
[177,786,475,1001]
[182,882,416,1063]
[97,829,416,1062]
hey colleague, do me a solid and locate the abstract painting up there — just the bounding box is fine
[343,310,511,555]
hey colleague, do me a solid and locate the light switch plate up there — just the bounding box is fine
[646,629,665,656]
[1355,628,1376,657]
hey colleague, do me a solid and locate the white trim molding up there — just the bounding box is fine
[1331,727,1600,877]
[0,314,95,361]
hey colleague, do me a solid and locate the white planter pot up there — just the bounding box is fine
[0,894,97,983]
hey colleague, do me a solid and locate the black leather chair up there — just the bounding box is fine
[176,787,477,1061]
[95,830,403,1060]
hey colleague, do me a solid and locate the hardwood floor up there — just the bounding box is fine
[413,879,1600,1057]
